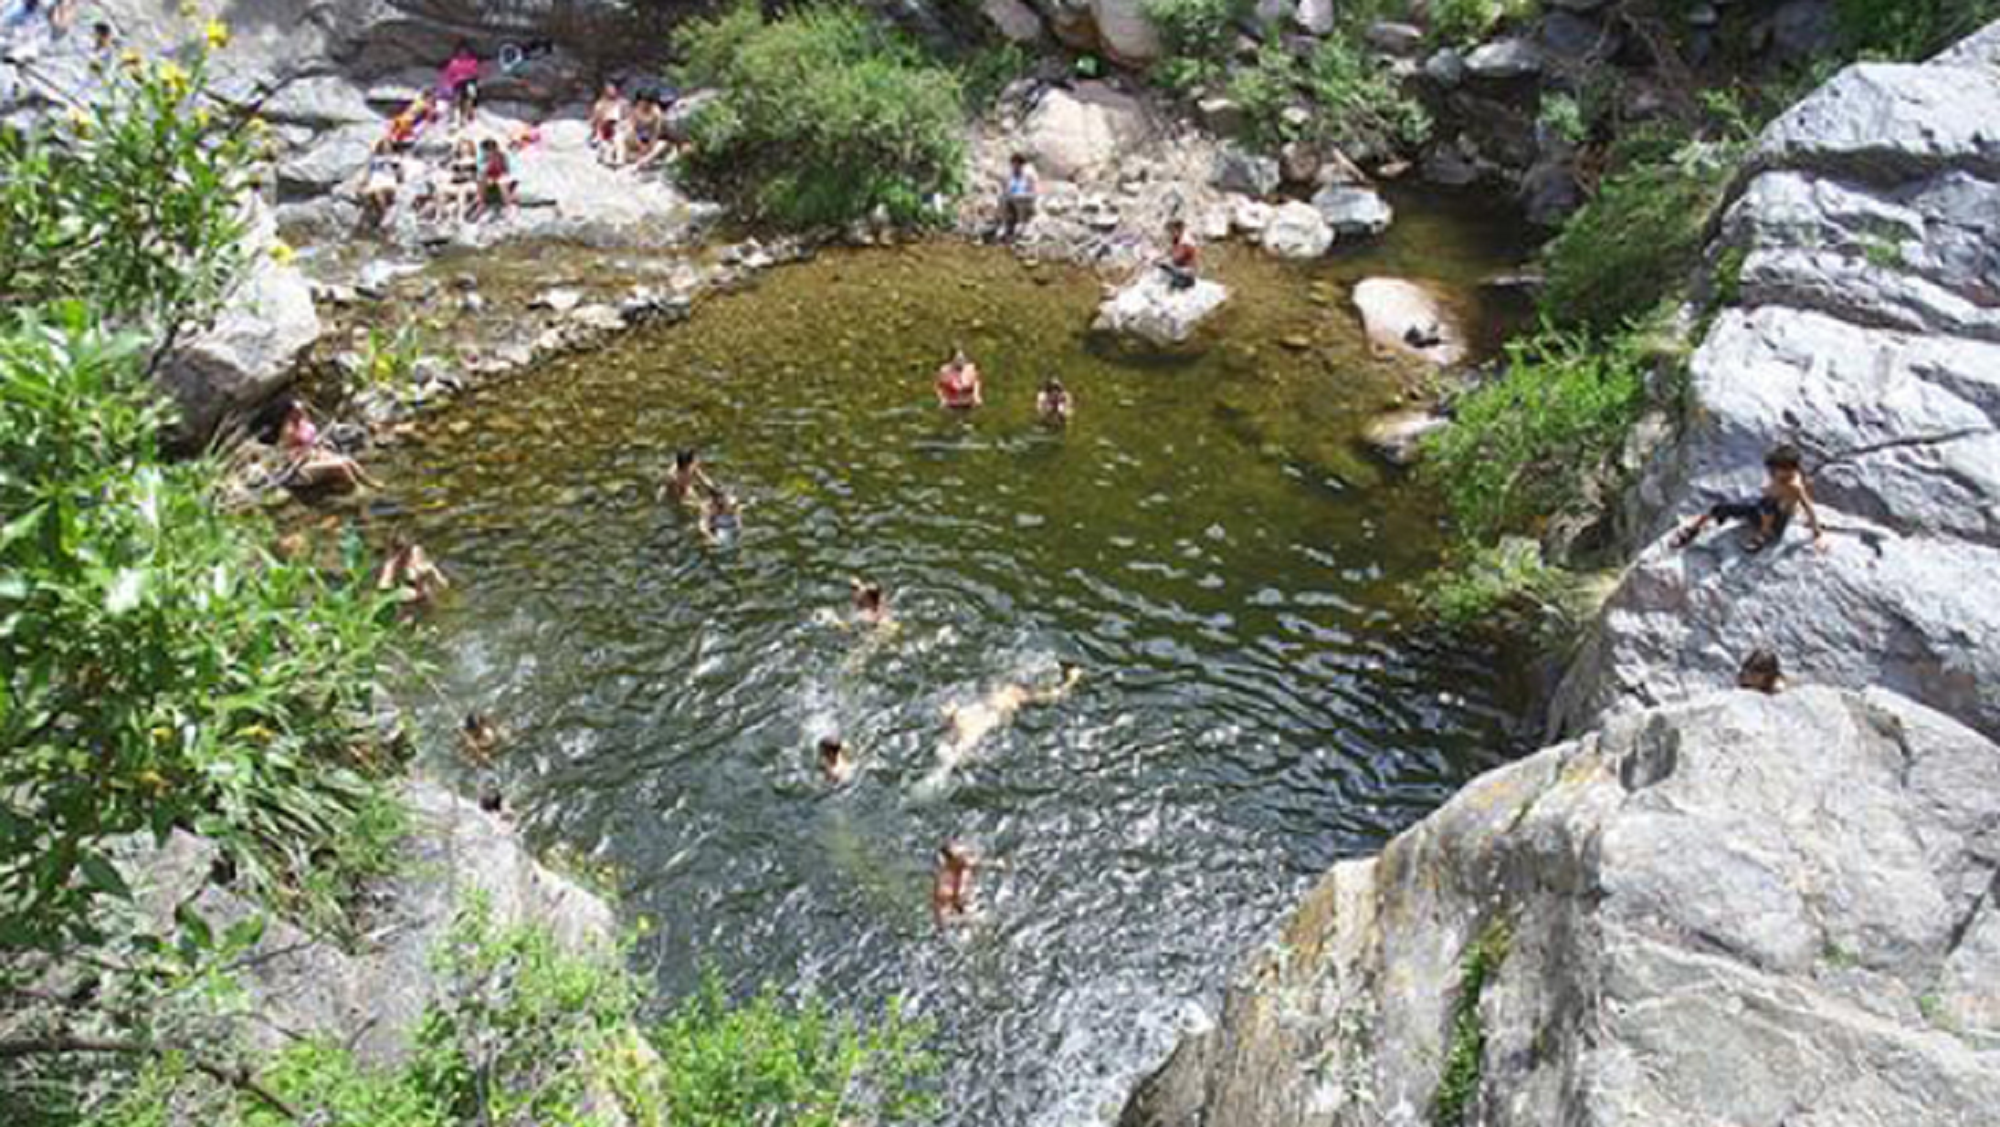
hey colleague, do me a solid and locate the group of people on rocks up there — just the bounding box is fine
[355,42,523,229]
[586,79,678,170]
[987,152,1204,291]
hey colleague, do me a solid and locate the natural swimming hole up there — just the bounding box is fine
[382,197,1536,1124]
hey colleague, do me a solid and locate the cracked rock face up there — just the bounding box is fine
[1553,33,2000,742]
[1121,686,2000,1127]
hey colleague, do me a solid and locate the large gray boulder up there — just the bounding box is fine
[1094,270,1230,348]
[1553,34,2000,742]
[1024,81,1152,180]
[1092,0,1164,63]
[1350,277,1466,366]
[982,0,1047,41]
[1123,686,2000,1127]
[1211,144,1282,197]
[158,209,322,442]
[1310,185,1393,237]
[1259,200,1334,257]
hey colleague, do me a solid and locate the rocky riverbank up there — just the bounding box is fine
[1119,21,2000,1126]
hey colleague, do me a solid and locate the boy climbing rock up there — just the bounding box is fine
[1672,444,1825,553]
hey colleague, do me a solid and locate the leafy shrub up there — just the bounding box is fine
[1427,0,1538,45]
[1225,41,1304,148]
[1421,326,1651,544]
[652,972,938,1126]
[1422,538,1566,628]
[1305,32,1432,152]
[0,314,403,950]
[675,3,967,229]
[1144,0,1249,61]
[1836,0,2000,59]
[0,42,258,332]
[1538,137,1738,334]
[1537,92,1587,146]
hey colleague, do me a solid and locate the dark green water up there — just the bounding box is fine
[385,192,1534,1124]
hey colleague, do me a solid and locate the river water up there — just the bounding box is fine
[383,191,1534,1124]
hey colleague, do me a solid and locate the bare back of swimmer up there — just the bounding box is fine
[921,665,1081,792]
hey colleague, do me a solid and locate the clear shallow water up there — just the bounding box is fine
[383,195,1533,1124]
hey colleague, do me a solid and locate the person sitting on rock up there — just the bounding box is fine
[377,536,449,607]
[277,400,320,455]
[658,448,716,507]
[276,402,379,496]
[444,135,481,223]
[631,95,675,170]
[934,347,983,409]
[386,89,437,151]
[1159,218,1199,291]
[589,80,627,165]
[1036,376,1071,427]
[1671,444,1825,554]
[473,137,518,219]
[818,735,855,786]
[998,152,1038,242]
[931,840,978,926]
[1736,649,1787,695]
[356,138,405,229]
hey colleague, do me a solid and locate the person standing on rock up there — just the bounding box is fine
[998,152,1038,242]
[932,841,979,925]
[474,137,519,219]
[589,80,628,166]
[1671,444,1825,554]
[438,41,480,130]
[1159,218,1199,290]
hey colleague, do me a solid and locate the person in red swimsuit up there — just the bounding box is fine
[934,347,983,409]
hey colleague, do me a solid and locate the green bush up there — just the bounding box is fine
[0,44,258,332]
[1422,538,1565,628]
[0,315,405,950]
[1836,0,2000,59]
[1225,41,1303,149]
[675,3,967,229]
[1305,32,1432,152]
[1144,0,1249,61]
[1427,0,1538,44]
[1538,138,1738,334]
[1421,326,1651,545]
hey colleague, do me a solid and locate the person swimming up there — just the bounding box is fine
[377,537,449,607]
[934,347,983,410]
[700,489,742,545]
[851,578,890,628]
[818,735,855,785]
[1036,377,1071,426]
[659,448,717,507]
[931,840,978,926]
[918,664,1082,793]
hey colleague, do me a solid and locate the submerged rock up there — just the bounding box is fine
[1122,686,2000,1126]
[1351,277,1466,366]
[1093,270,1230,348]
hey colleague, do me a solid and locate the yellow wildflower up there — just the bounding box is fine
[269,239,296,266]
[66,106,92,135]
[247,115,268,135]
[205,19,230,50]
[157,60,190,95]
[119,48,142,71]
[194,107,212,129]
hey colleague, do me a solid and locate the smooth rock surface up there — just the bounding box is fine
[1093,270,1230,347]
[1555,33,2000,741]
[1310,185,1393,237]
[1093,0,1166,63]
[982,0,1047,41]
[1351,277,1466,366]
[1464,37,1543,79]
[1123,687,2000,1126]
[1211,144,1282,197]
[1259,200,1334,258]
[1024,82,1153,180]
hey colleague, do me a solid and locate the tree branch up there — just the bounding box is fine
[0,1035,298,1121]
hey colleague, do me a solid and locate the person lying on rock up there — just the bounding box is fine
[386,89,437,152]
[1671,444,1825,553]
[818,734,856,786]
[659,448,717,507]
[998,152,1038,242]
[377,536,449,607]
[1736,649,1787,695]
[934,347,983,409]
[1036,376,1071,427]
[1158,218,1199,291]
[473,137,519,220]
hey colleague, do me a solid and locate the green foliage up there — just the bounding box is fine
[1433,919,1512,1127]
[674,3,967,229]
[1304,32,1432,152]
[1427,0,1538,44]
[1422,538,1565,628]
[1225,41,1304,149]
[651,971,938,1126]
[0,43,260,332]
[955,40,1033,110]
[1836,0,2000,59]
[1422,326,1651,545]
[1537,92,1587,146]
[406,896,645,1126]
[0,313,405,951]
[1539,137,1739,335]
[1144,0,1250,61]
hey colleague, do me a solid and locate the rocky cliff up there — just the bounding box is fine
[1551,21,2000,742]
[1122,686,2000,1127]
[1121,25,2000,1127]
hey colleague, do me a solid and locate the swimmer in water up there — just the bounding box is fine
[659,448,716,507]
[700,489,742,545]
[1036,377,1072,427]
[818,735,855,785]
[377,537,449,607]
[920,664,1082,792]
[851,578,891,628]
[460,712,505,763]
[934,347,983,410]
[931,840,977,926]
